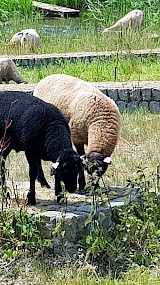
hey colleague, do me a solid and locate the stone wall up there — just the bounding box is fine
[94,81,160,113]
[0,50,160,113]
[0,81,159,113]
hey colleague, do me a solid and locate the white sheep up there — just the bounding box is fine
[33,74,121,191]
[9,28,40,51]
[103,9,143,33]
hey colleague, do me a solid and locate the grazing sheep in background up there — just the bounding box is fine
[0,90,82,205]
[34,74,121,191]
[9,29,40,51]
[0,58,27,84]
[103,9,143,33]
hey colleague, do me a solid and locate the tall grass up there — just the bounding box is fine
[86,0,160,28]
[1,20,160,56]
[0,0,33,20]
[1,260,160,285]
[38,0,86,9]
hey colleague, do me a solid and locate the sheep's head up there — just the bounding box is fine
[50,150,83,194]
[80,152,112,181]
[9,32,23,45]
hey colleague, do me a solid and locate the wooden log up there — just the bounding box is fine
[33,1,80,18]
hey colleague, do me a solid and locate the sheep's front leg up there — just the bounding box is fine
[75,144,86,192]
[25,153,37,205]
[55,174,63,203]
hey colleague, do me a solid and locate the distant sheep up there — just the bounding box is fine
[0,58,27,84]
[103,9,143,33]
[9,29,40,51]
[0,91,82,205]
[34,74,121,191]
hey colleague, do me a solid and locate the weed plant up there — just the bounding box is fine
[84,167,160,274]
[0,207,52,259]
[0,110,52,261]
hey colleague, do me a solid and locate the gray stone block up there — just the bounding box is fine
[141,88,151,100]
[107,89,118,101]
[41,57,50,66]
[100,88,107,96]
[116,100,127,111]
[21,59,29,66]
[34,58,42,67]
[127,102,138,111]
[118,89,130,101]
[139,101,149,109]
[149,101,160,113]
[130,88,141,101]
[28,58,35,67]
[152,88,160,101]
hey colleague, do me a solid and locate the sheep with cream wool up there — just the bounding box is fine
[34,74,121,191]
[103,9,143,33]
[9,29,40,51]
[0,90,82,205]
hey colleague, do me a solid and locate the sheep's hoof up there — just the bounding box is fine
[41,182,51,189]
[27,193,36,206]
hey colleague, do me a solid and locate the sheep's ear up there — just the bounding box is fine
[103,157,112,164]
[50,162,59,176]
[52,162,59,169]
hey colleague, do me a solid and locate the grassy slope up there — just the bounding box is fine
[17,55,160,83]
[6,110,160,187]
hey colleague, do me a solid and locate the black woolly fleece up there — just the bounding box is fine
[0,90,72,161]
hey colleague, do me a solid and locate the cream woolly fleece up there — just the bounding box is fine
[34,74,120,157]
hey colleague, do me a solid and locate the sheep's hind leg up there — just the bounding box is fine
[75,144,86,193]
[36,158,51,189]
[25,153,38,205]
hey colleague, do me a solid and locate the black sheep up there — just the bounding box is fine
[0,91,82,205]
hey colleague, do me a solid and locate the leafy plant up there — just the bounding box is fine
[0,207,52,259]
[0,105,52,260]
[84,167,160,274]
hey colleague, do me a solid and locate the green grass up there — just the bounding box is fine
[2,25,160,56]
[1,259,160,285]
[0,0,32,20]
[108,109,160,186]
[17,55,160,83]
[1,12,160,56]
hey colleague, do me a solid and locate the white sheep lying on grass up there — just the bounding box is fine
[103,9,143,33]
[34,74,121,192]
[9,28,40,51]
